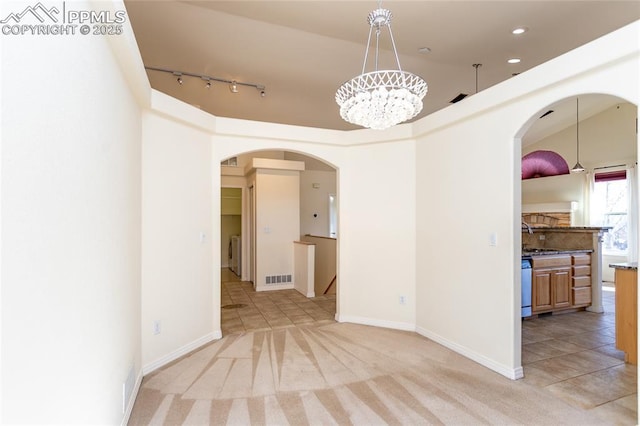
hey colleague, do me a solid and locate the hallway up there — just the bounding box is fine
[220,268,336,335]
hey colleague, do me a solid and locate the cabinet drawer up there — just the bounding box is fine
[573,265,591,277]
[572,254,591,265]
[573,287,592,305]
[573,276,591,288]
[531,255,571,268]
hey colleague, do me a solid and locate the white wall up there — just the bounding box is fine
[1,0,143,422]
[141,109,216,371]
[338,141,417,329]
[415,21,639,379]
[300,170,337,237]
[255,169,300,291]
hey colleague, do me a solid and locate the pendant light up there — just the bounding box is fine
[571,98,585,173]
[335,3,428,130]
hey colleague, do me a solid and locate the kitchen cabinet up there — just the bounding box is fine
[572,254,591,306]
[528,252,593,314]
[611,263,637,365]
[531,255,572,313]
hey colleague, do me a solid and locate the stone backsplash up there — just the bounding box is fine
[522,212,571,227]
[522,228,600,251]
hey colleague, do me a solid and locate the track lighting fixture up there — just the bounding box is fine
[146,66,266,97]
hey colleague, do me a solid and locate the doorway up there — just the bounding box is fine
[220,150,338,335]
[516,95,637,416]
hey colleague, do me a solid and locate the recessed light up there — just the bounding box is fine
[418,47,431,54]
[512,27,528,35]
[507,58,521,64]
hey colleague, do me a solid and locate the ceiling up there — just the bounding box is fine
[124,1,639,135]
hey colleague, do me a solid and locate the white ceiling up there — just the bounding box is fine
[124,1,639,134]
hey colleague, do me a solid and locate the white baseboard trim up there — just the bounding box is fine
[255,283,294,292]
[121,370,143,426]
[142,330,222,376]
[415,326,523,380]
[336,314,416,332]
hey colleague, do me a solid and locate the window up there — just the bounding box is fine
[591,170,628,255]
[221,157,238,166]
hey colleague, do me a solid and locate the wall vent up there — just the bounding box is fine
[265,274,292,285]
[450,93,468,103]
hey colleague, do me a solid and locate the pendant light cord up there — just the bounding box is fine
[576,98,580,162]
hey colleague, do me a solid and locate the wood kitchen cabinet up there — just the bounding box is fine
[531,255,572,313]
[611,264,637,365]
[572,254,591,307]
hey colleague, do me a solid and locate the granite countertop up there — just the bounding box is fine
[523,226,611,231]
[522,248,593,257]
[609,262,638,270]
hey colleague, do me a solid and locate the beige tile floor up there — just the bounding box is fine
[521,284,637,423]
[220,268,336,335]
[220,270,637,423]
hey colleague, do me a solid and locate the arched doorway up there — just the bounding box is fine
[515,94,637,410]
[219,150,339,335]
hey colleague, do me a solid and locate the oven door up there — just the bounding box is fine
[521,258,532,317]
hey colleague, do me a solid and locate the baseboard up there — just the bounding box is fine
[336,314,416,332]
[255,283,294,292]
[415,326,523,380]
[142,330,222,376]
[121,370,143,426]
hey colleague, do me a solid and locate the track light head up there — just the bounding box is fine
[146,67,266,98]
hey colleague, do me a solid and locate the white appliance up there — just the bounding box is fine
[229,235,241,276]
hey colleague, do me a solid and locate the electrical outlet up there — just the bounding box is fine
[153,320,161,335]
[539,234,545,241]
[399,295,407,305]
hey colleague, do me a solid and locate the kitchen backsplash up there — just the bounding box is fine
[522,212,571,227]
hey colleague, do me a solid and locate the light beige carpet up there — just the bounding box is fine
[129,322,617,425]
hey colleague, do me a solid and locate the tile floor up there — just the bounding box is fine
[220,268,336,335]
[521,284,637,423]
[220,270,637,423]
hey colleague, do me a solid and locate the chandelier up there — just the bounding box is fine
[335,6,428,130]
